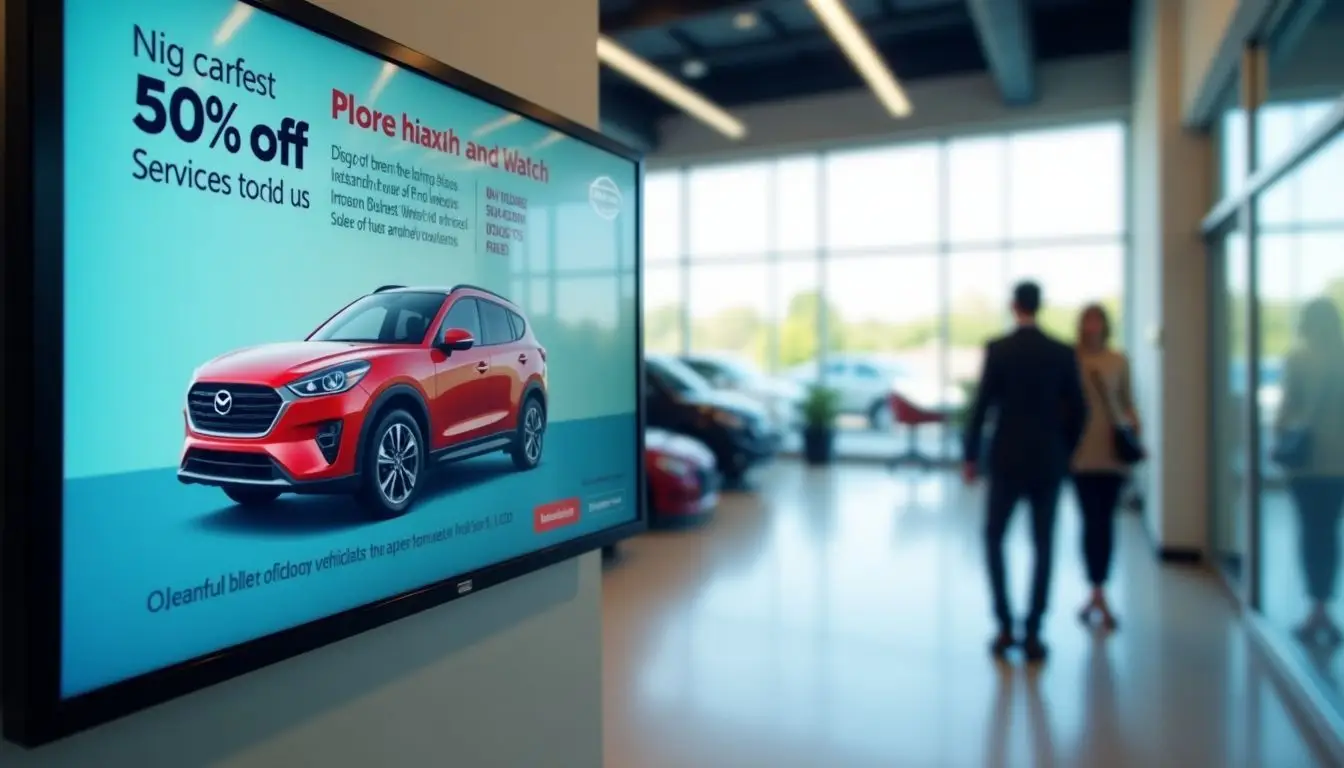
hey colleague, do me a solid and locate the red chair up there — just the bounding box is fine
[886,392,946,470]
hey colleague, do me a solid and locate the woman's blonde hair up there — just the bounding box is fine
[1076,303,1111,348]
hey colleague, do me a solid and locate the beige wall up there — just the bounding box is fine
[1181,0,1238,117]
[651,52,1132,165]
[1131,0,1213,554]
[0,1,605,764]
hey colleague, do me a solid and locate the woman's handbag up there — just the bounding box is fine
[1271,371,1332,470]
[1271,427,1312,470]
[1089,370,1145,465]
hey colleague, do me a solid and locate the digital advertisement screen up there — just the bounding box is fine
[59,0,640,699]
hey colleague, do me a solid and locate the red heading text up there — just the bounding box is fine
[330,89,550,183]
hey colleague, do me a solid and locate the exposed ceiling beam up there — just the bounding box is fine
[601,0,756,33]
[965,0,1036,104]
[649,7,968,70]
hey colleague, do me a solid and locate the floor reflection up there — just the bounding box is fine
[603,461,1327,767]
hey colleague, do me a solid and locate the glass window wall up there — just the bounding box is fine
[1206,0,1344,736]
[1255,0,1344,172]
[1211,226,1251,587]
[644,121,1129,460]
[1255,132,1344,716]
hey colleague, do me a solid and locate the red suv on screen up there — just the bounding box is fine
[177,285,548,518]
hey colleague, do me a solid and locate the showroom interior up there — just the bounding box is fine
[3,0,1344,765]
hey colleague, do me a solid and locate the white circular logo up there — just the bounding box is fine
[213,389,233,415]
[588,177,622,221]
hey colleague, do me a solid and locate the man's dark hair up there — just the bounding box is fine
[1012,281,1042,316]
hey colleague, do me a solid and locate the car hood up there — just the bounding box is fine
[646,428,715,468]
[194,341,401,387]
[677,388,770,421]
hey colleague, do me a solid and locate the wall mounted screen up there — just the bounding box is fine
[2,0,642,742]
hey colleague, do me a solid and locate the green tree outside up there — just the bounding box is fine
[645,290,1128,372]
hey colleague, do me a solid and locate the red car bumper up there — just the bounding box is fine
[651,469,720,518]
[177,383,373,492]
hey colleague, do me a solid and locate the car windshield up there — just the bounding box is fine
[309,291,447,344]
[649,357,711,395]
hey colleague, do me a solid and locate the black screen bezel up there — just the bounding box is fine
[2,0,647,746]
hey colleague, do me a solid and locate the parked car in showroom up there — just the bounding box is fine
[785,354,965,430]
[680,353,805,431]
[645,427,720,522]
[645,355,780,484]
[178,284,547,519]
[603,429,720,558]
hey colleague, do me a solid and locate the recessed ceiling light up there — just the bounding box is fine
[681,59,708,79]
[733,11,758,30]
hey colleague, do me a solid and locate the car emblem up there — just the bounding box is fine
[213,389,233,416]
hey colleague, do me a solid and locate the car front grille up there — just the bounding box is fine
[181,448,278,482]
[188,383,283,435]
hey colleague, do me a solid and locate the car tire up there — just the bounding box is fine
[510,396,546,471]
[224,487,281,507]
[356,408,425,519]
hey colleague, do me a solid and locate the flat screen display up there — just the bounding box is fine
[59,0,639,698]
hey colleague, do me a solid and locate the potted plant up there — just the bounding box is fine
[801,385,840,465]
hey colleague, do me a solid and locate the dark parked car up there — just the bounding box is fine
[645,355,780,483]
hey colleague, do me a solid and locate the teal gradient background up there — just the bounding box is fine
[59,0,641,697]
[65,0,638,480]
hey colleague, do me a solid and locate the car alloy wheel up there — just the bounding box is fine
[376,422,420,505]
[523,403,544,463]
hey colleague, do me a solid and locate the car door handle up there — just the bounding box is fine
[476,361,489,374]
[518,353,528,365]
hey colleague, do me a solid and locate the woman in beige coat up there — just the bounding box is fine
[1071,304,1139,631]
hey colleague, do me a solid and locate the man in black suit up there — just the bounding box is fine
[962,281,1088,662]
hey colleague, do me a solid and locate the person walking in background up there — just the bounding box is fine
[1071,304,1140,632]
[962,281,1088,663]
[1274,297,1344,648]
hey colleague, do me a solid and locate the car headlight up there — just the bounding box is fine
[655,455,694,477]
[286,360,371,398]
[713,410,744,430]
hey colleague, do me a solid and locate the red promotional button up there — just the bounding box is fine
[533,497,581,533]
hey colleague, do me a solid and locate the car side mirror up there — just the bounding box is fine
[439,327,475,353]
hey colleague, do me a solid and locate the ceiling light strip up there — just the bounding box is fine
[597,36,747,140]
[807,0,912,117]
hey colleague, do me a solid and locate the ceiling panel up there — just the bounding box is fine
[617,27,689,58]
[845,0,893,20]
[679,11,781,47]
[891,0,961,9]
[770,1,823,31]
[598,0,1135,140]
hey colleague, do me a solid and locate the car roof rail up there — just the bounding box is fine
[373,284,406,293]
[451,283,512,303]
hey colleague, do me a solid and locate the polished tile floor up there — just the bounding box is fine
[602,461,1328,767]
